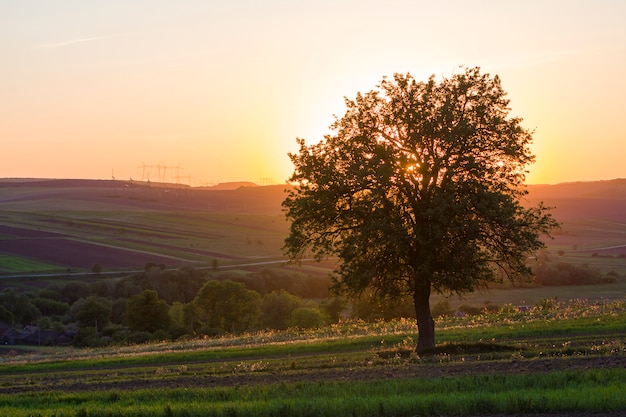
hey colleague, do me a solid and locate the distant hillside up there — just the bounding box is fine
[526,178,626,222]
[199,181,258,190]
[1,177,624,271]
[0,178,289,214]
[527,178,626,200]
[1,177,625,222]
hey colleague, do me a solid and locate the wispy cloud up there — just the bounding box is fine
[39,35,113,49]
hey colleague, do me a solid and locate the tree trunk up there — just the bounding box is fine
[413,283,435,352]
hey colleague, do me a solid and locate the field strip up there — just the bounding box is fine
[569,243,626,252]
[1,353,624,395]
[67,237,196,262]
[589,218,626,227]
[0,258,323,279]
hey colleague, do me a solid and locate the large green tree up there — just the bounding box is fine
[258,290,303,330]
[192,280,260,335]
[0,289,40,326]
[283,67,558,351]
[71,296,111,331]
[124,290,170,333]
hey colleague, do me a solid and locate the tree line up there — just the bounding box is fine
[0,265,345,347]
[1,254,618,348]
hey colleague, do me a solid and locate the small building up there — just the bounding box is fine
[0,324,73,346]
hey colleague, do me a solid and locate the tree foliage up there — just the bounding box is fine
[0,266,340,347]
[287,306,329,330]
[71,296,112,330]
[59,281,91,305]
[167,301,188,339]
[192,280,261,335]
[283,67,558,351]
[258,290,303,330]
[0,304,15,327]
[31,297,70,317]
[0,288,40,326]
[124,290,170,333]
[533,261,606,286]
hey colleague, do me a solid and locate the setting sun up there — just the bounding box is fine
[1,1,625,185]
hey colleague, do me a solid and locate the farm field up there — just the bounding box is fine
[0,179,625,415]
[526,179,626,259]
[1,298,625,416]
[0,179,290,274]
[1,178,625,274]
[1,178,625,308]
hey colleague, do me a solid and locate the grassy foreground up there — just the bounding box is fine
[1,298,625,416]
[2,369,625,417]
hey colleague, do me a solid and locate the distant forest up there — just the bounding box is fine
[1,252,617,348]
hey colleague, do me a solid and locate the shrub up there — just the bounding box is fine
[124,290,170,333]
[533,261,603,286]
[535,298,558,311]
[125,331,153,345]
[458,304,483,316]
[499,303,517,314]
[193,280,261,334]
[110,298,128,324]
[258,290,303,330]
[431,299,453,318]
[351,293,415,321]
[152,329,170,342]
[91,263,103,274]
[483,303,501,314]
[32,297,70,316]
[321,297,347,323]
[71,296,112,329]
[288,307,329,329]
[60,282,92,304]
[100,324,123,338]
[0,305,15,326]
[72,326,100,347]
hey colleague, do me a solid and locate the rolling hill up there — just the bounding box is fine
[0,178,625,274]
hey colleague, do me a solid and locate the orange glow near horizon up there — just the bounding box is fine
[1,1,625,186]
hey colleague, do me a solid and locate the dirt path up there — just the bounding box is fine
[3,354,624,394]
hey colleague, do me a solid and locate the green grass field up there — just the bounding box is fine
[0,209,290,273]
[2,180,624,276]
[2,369,623,417]
[1,180,625,415]
[0,253,60,274]
[1,298,624,416]
[431,280,626,309]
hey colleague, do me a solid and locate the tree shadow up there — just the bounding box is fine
[419,342,522,356]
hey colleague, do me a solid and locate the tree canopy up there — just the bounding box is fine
[192,280,261,335]
[124,290,171,333]
[283,67,558,351]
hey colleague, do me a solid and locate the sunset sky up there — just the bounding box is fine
[1,1,625,186]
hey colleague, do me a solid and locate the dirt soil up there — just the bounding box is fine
[2,354,624,391]
[2,352,625,416]
[86,355,626,390]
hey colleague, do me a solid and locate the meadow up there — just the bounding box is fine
[1,298,625,416]
[1,179,625,281]
[1,179,625,308]
[0,180,291,274]
[1,179,625,415]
